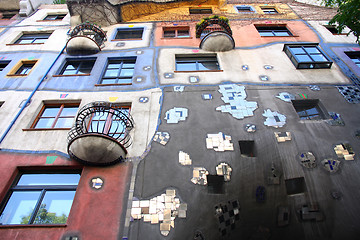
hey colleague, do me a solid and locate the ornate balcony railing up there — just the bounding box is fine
[66,22,107,55]
[67,101,134,166]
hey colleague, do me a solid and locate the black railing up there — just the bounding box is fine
[68,22,107,48]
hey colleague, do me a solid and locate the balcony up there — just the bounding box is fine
[196,16,234,52]
[67,102,134,166]
[66,22,106,55]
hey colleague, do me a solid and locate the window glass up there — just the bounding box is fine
[18,174,80,185]
[100,59,136,84]
[33,104,79,129]
[115,28,143,39]
[296,55,312,62]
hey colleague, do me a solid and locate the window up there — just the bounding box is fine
[31,103,79,129]
[239,140,256,157]
[7,60,37,76]
[292,100,327,120]
[189,8,212,14]
[283,44,333,69]
[0,61,10,71]
[324,25,341,34]
[100,58,136,85]
[58,59,95,76]
[43,14,66,20]
[236,5,255,13]
[256,26,292,36]
[163,27,190,38]
[0,172,80,225]
[1,12,16,19]
[89,105,131,139]
[345,52,360,67]
[114,28,144,40]
[14,33,51,44]
[261,7,278,14]
[175,55,220,71]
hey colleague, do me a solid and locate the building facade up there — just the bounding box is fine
[0,1,359,240]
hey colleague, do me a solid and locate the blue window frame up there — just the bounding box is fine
[0,172,80,225]
[283,44,333,69]
[175,55,220,71]
[345,52,360,68]
[235,5,255,13]
[100,58,136,85]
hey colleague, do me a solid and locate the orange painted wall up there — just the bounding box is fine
[0,152,131,240]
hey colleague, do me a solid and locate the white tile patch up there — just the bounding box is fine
[131,189,187,237]
[206,132,234,151]
[216,163,232,181]
[179,151,192,165]
[276,92,295,102]
[165,107,188,123]
[191,167,209,185]
[216,84,258,120]
[174,86,184,92]
[263,109,286,128]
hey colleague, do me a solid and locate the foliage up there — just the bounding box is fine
[20,204,68,224]
[322,0,360,43]
[53,0,66,4]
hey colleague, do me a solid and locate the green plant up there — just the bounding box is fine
[53,0,66,4]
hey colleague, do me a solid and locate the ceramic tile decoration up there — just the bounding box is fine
[179,151,192,165]
[153,132,170,145]
[131,189,186,237]
[334,143,355,161]
[309,85,320,91]
[337,86,360,103]
[263,109,286,128]
[274,132,291,142]
[139,97,149,103]
[189,76,199,83]
[321,159,340,173]
[326,112,345,126]
[215,200,240,237]
[143,66,151,71]
[264,65,273,70]
[299,152,317,169]
[242,65,249,71]
[276,92,295,102]
[165,107,188,123]
[259,75,269,81]
[174,86,184,92]
[202,93,213,100]
[164,72,174,79]
[245,123,256,133]
[206,132,234,152]
[191,167,209,185]
[267,162,280,185]
[216,84,258,120]
[216,163,232,181]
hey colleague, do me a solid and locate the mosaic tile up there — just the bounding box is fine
[276,92,295,102]
[337,86,360,103]
[299,152,316,169]
[263,109,286,128]
[154,132,170,145]
[264,65,273,70]
[274,132,291,142]
[139,97,149,103]
[334,143,355,161]
[322,158,340,173]
[216,163,232,181]
[326,112,345,126]
[309,85,321,91]
[174,86,184,92]
[116,42,125,47]
[215,200,240,237]
[216,84,257,120]
[136,77,143,82]
[136,50,143,55]
[131,189,186,236]
[179,151,192,165]
[244,123,256,133]
[242,65,249,71]
[259,75,269,81]
[189,76,199,83]
[164,72,174,79]
[202,93,212,100]
[206,132,234,151]
[143,66,151,71]
[267,162,280,185]
[165,107,188,123]
[191,167,208,185]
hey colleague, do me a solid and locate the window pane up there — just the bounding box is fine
[60,107,78,117]
[274,31,290,36]
[117,78,132,84]
[41,108,60,117]
[122,62,135,68]
[259,31,274,36]
[33,39,47,44]
[90,120,106,132]
[176,62,197,71]
[296,54,312,62]
[33,191,75,224]
[104,69,119,77]
[177,30,189,37]
[35,118,55,128]
[18,39,33,44]
[18,174,80,186]
[198,61,219,70]
[310,54,328,62]
[107,63,121,69]
[77,68,92,75]
[164,30,175,38]
[304,47,320,54]
[120,69,134,77]
[290,47,305,54]
[101,78,117,84]
[54,117,74,128]
[0,191,41,224]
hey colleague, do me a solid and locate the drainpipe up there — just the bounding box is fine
[0,44,66,145]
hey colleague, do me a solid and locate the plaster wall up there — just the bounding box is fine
[332,46,360,80]
[307,21,358,44]
[0,89,162,158]
[158,45,350,85]
[18,7,70,26]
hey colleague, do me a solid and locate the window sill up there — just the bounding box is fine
[161,37,192,39]
[6,43,44,46]
[0,224,67,229]
[6,74,27,77]
[95,83,132,86]
[260,35,299,37]
[53,74,91,77]
[23,128,71,131]
[174,70,223,73]
[111,39,142,41]
[36,20,63,22]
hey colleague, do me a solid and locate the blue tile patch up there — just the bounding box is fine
[259,75,269,81]
[337,86,360,103]
[165,107,188,123]
[202,93,213,100]
[276,92,295,103]
[139,97,149,103]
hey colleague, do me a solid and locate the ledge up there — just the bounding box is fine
[111,38,142,41]
[23,128,71,131]
[53,74,91,77]
[174,70,223,73]
[161,37,193,39]
[6,74,27,77]
[95,83,132,86]
[6,43,44,46]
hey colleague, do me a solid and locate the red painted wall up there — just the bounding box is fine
[0,152,131,240]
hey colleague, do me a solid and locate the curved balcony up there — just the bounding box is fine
[196,16,234,52]
[67,102,134,166]
[66,22,107,55]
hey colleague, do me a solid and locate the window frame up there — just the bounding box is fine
[255,25,293,37]
[13,33,51,45]
[28,102,80,130]
[55,58,96,77]
[97,57,136,86]
[291,99,328,120]
[6,60,37,77]
[345,51,360,68]
[175,54,221,72]
[189,8,213,14]
[0,60,11,72]
[235,5,256,13]
[0,171,81,225]
[43,14,67,21]
[283,44,333,69]
[112,28,144,41]
[162,26,190,38]
[261,7,279,14]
